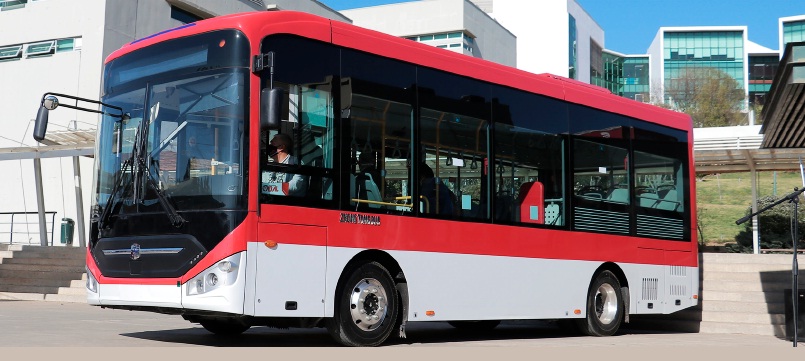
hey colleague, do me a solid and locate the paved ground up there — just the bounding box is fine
[0,300,800,359]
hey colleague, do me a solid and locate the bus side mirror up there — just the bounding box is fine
[260,88,283,131]
[33,95,59,142]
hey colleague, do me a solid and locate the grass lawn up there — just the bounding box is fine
[696,171,804,245]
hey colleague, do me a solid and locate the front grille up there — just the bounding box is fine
[92,234,206,278]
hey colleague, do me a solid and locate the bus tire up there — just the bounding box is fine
[447,320,500,331]
[576,270,623,336]
[327,261,398,347]
[198,318,250,336]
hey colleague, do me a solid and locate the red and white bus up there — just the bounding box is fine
[35,10,698,346]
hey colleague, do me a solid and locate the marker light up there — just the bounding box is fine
[218,261,233,273]
[574,309,581,315]
[85,267,98,293]
[693,294,699,299]
[425,310,435,316]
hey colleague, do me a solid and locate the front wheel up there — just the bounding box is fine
[576,270,623,336]
[326,262,399,346]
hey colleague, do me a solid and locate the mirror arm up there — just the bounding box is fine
[39,92,126,118]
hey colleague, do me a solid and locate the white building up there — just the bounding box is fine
[480,0,604,83]
[341,0,516,67]
[0,0,341,246]
[342,0,604,82]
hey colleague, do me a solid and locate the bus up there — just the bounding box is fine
[33,10,698,347]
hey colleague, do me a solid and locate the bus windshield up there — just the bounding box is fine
[95,30,249,219]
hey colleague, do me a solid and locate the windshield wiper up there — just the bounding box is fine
[132,102,186,228]
[99,102,186,230]
[136,154,186,228]
[96,155,134,230]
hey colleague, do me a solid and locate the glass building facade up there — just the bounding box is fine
[569,14,577,79]
[595,51,620,93]
[622,56,650,102]
[783,19,805,46]
[748,54,779,106]
[597,51,650,102]
[662,31,745,106]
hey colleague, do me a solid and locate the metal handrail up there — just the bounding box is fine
[693,136,763,151]
[0,211,57,245]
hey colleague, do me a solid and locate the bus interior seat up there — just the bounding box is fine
[638,192,659,208]
[655,189,679,211]
[607,188,629,203]
[351,172,382,208]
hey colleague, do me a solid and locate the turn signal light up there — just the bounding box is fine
[693,294,699,299]
[574,309,581,315]
[425,310,435,316]
[264,240,278,248]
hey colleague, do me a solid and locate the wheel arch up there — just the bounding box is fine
[329,249,410,341]
[332,249,409,310]
[591,262,628,289]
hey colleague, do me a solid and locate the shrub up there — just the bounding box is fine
[730,195,805,253]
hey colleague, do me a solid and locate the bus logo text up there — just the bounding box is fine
[340,213,381,226]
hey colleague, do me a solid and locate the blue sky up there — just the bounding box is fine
[320,0,803,54]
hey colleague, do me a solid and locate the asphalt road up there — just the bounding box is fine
[0,300,799,359]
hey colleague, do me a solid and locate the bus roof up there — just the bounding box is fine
[107,10,691,132]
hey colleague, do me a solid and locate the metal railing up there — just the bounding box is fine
[0,211,57,245]
[693,135,763,151]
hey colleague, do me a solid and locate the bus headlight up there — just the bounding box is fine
[186,253,240,296]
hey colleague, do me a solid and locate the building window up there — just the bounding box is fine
[0,0,27,11]
[569,15,578,79]
[170,5,204,24]
[0,45,22,61]
[26,40,55,57]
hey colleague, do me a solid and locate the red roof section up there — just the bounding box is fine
[106,10,691,131]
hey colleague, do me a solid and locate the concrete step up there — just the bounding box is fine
[0,277,76,288]
[0,269,85,280]
[702,253,801,264]
[0,257,86,266]
[45,293,86,303]
[0,284,64,294]
[0,244,24,252]
[0,263,85,273]
[56,286,86,296]
[701,300,786,314]
[7,250,85,260]
[698,321,785,337]
[704,270,803,282]
[702,279,805,292]
[700,310,785,325]
[0,292,45,301]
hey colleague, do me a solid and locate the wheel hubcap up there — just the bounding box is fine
[594,283,618,325]
[348,278,389,331]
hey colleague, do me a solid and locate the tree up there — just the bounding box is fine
[663,67,747,128]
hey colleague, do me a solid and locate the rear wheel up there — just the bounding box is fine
[326,262,399,346]
[198,318,250,336]
[576,270,623,336]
